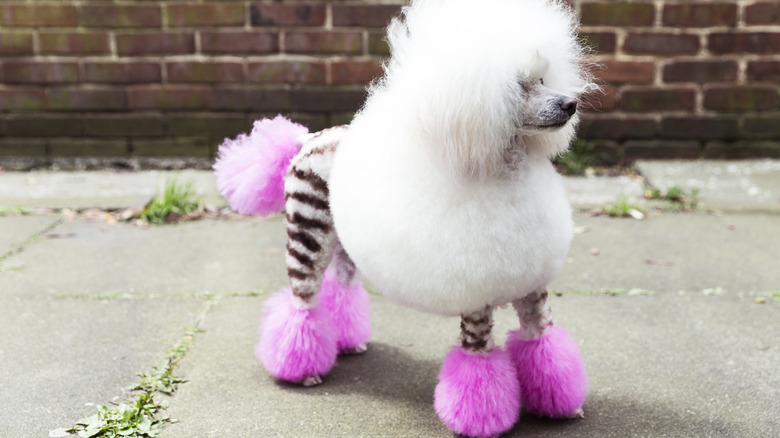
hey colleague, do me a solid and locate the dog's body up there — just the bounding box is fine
[216,0,595,436]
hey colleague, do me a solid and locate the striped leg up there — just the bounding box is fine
[507,291,588,418]
[434,306,521,437]
[256,126,348,386]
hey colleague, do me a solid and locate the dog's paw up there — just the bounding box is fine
[301,375,323,387]
[339,343,368,355]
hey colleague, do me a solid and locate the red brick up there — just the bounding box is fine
[166,3,244,27]
[703,86,779,112]
[247,61,326,84]
[167,114,250,137]
[596,61,654,85]
[50,139,129,158]
[577,115,657,140]
[39,32,111,55]
[0,4,78,27]
[747,61,780,82]
[128,85,211,110]
[623,33,700,55]
[116,32,195,55]
[84,115,166,137]
[201,31,279,54]
[2,62,79,84]
[330,60,383,85]
[368,32,390,55]
[745,2,780,26]
[166,62,244,84]
[291,86,366,112]
[660,116,739,140]
[708,32,780,54]
[581,86,617,112]
[132,138,211,158]
[0,32,33,56]
[212,86,290,111]
[624,140,701,161]
[662,4,736,27]
[0,88,47,111]
[580,3,655,26]
[5,115,83,137]
[80,5,162,28]
[0,139,47,157]
[703,141,780,159]
[579,31,617,54]
[250,4,325,26]
[285,31,362,55]
[621,88,696,112]
[83,62,162,84]
[47,87,127,112]
[663,61,738,83]
[332,5,402,28]
[743,117,780,139]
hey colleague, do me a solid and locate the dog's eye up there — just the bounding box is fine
[539,78,544,85]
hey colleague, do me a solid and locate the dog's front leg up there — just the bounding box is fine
[507,290,588,418]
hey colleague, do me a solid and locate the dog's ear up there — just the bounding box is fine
[411,69,521,181]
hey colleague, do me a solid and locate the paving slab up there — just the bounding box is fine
[163,292,779,438]
[0,215,60,257]
[0,297,207,438]
[636,159,780,213]
[553,212,780,294]
[0,170,224,210]
[0,217,289,299]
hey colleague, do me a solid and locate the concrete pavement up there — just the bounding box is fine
[0,160,778,437]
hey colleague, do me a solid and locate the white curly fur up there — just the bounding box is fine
[329,0,595,316]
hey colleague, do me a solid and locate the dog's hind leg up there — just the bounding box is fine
[434,306,521,437]
[256,126,349,386]
[318,241,371,355]
[507,290,588,418]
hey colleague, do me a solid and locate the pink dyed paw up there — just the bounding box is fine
[319,270,372,354]
[255,289,338,384]
[434,346,520,438]
[506,325,587,418]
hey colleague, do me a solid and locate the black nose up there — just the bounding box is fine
[560,99,577,116]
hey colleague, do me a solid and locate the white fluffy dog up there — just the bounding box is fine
[215,0,595,436]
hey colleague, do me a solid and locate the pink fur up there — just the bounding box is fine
[214,115,308,215]
[318,269,371,352]
[434,346,520,438]
[506,325,587,418]
[255,288,338,383]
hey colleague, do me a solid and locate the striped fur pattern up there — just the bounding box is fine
[512,290,553,341]
[284,125,349,307]
[460,306,495,353]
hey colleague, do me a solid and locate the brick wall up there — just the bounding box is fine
[0,0,778,169]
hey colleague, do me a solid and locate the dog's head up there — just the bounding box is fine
[372,0,595,179]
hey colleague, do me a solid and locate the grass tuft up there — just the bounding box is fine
[644,185,699,212]
[140,178,201,225]
[601,195,645,219]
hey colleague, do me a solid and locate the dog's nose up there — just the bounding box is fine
[560,99,577,116]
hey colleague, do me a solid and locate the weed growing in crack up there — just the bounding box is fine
[141,178,202,225]
[65,327,202,438]
[600,195,645,219]
[644,185,699,212]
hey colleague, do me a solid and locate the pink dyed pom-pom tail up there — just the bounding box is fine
[213,115,308,215]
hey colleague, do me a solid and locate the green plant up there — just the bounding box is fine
[140,178,201,224]
[644,185,699,211]
[601,195,644,219]
[555,140,596,176]
[68,392,169,438]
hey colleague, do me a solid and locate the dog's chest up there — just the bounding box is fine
[329,138,573,316]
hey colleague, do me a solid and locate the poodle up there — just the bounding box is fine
[214,0,595,436]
